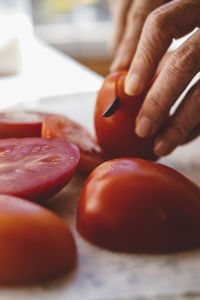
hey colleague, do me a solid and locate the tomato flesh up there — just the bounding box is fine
[42,114,106,173]
[95,71,156,160]
[0,194,76,285]
[77,158,200,253]
[0,138,80,202]
[0,111,46,138]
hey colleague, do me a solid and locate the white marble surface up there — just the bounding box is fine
[1,92,199,300]
[0,38,103,110]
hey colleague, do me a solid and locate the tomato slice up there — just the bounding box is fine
[77,158,200,253]
[0,111,47,138]
[42,114,106,173]
[0,194,76,285]
[0,138,80,202]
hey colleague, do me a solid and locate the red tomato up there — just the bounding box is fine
[0,194,76,285]
[95,71,156,160]
[0,111,47,138]
[0,138,80,202]
[42,114,106,173]
[77,158,200,253]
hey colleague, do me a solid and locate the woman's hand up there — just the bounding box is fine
[109,0,200,157]
[109,0,167,71]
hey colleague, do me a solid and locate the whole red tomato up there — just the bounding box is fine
[77,158,200,253]
[95,71,156,160]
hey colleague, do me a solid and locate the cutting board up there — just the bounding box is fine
[0,92,200,300]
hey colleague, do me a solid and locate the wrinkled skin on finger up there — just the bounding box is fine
[110,0,200,156]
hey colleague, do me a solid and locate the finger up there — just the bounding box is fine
[110,0,166,71]
[183,123,200,144]
[155,51,173,76]
[135,29,200,138]
[125,0,200,96]
[109,0,133,55]
[153,79,200,157]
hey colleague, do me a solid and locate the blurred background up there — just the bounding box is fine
[0,0,112,76]
[33,0,112,76]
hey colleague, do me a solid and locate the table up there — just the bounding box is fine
[0,39,200,300]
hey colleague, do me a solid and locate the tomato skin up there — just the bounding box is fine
[0,111,46,138]
[0,194,76,285]
[77,158,200,253]
[95,71,156,160]
[0,138,80,202]
[42,114,106,173]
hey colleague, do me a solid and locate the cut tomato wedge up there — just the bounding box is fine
[0,138,80,202]
[0,111,47,138]
[0,194,76,285]
[42,114,106,173]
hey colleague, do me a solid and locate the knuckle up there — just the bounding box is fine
[142,8,170,60]
[186,92,200,114]
[172,120,191,141]
[145,8,166,32]
[188,82,200,107]
[169,47,197,75]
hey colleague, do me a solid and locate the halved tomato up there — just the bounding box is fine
[0,194,76,285]
[42,114,106,173]
[77,158,200,253]
[0,111,46,138]
[0,138,80,202]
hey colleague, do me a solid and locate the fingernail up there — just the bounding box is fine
[154,140,171,156]
[125,73,142,96]
[135,116,152,138]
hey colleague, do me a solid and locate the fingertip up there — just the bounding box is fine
[135,116,152,138]
[124,73,143,96]
[110,56,129,72]
[110,60,119,72]
[153,138,174,157]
